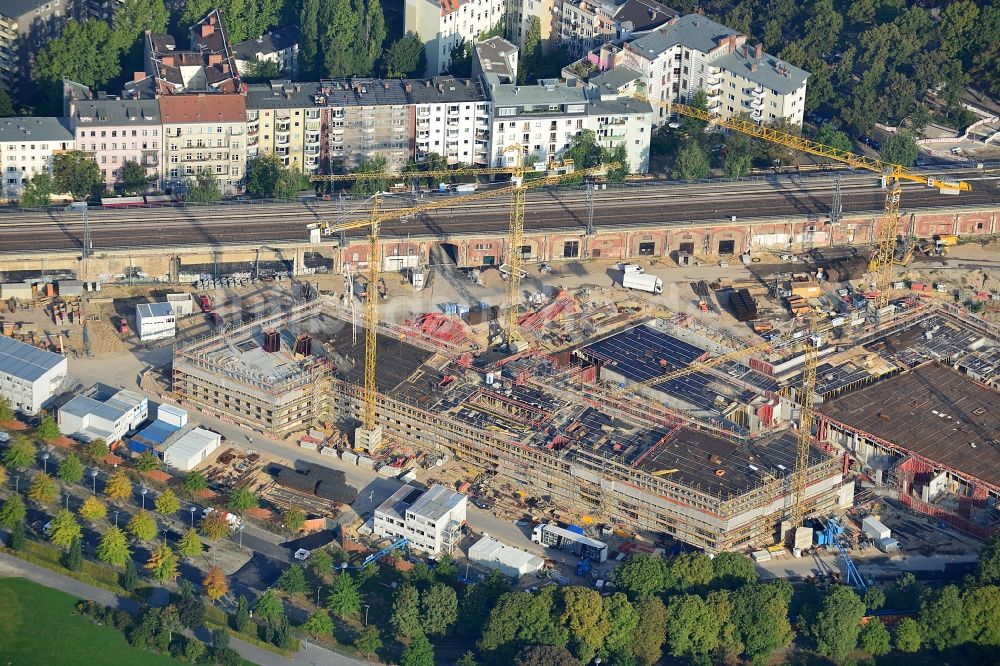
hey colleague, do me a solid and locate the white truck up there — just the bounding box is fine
[621,268,663,294]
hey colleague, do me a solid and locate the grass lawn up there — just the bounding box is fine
[0,577,177,665]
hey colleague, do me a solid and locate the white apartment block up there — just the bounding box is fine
[0,117,74,203]
[0,336,68,416]
[593,14,807,126]
[408,78,492,165]
[486,74,652,172]
[373,484,467,555]
[405,0,506,75]
[159,94,247,196]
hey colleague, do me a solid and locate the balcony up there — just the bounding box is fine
[447,108,460,117]
[446,129,459,138]
[752,85,765,98]
[750,97,764,110]
[417,109,431,118]
[707,100,722,112]
[751,108,763,120]
[305,146,319,155]
[275,122,291,132]
[417,118,430,127]
[275,136,290,147]
[247,126,259,137]
[305,134,320,146]
[417,131,430,139]
[705,87,722,101]
[305,118,321,130]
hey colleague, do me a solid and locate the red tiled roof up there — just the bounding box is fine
[159,94,246,123]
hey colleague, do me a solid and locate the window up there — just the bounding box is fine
[563,240,580,258]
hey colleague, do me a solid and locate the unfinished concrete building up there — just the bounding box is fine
[172,299,849,551]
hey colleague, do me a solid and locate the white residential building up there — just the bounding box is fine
[405,0,506,75]
[374,484,467,555]
[485,74,652,173]
[0,117,75,203]
[0,336,68,415]
[58,388,149,443]
[234,26,301,78]
[591,14,808,126]
[136,302,176,341]
[407,77,492,166]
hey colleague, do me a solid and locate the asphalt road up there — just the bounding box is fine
[2,170,997,252]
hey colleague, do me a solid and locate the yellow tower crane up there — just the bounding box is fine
[647,100,972,309]
[314,160,612,452]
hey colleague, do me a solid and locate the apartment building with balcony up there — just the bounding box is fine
[65,87,162,191]
[586,14,807,127]
[318,79,413,172]
[408,76,491,166]
[246,81,324,174]
[485,74,651,172]
[557,0,675,58]
[159,94,247,195]
[1,0,69,95]
[234,25,300,78]
[0,116,74,202]
[405,0,506,75]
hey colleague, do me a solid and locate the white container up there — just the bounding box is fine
[862,516,891,541]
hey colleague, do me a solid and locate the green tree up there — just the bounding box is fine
[65,536,82,571]
[145,542,179,581]
[4,435,36,470]
[181,0,282,43]
[964,585,1000,646]
[611,554,672,600]
[815,124,853,153]
[19,173,56,207]
[134,450,158,473]
[672,141,711,180]
[200,510,231,540]
[708,589,743,659]
[28,472,58,503]
[153,488,179,517]
[298,0,322,78]
[228,487,258,513]
[560,586,609,662]
[234,595,252,633]
[381,33,426,78]
[0,494,27,528]
[246,154,308,199]
[0,396,13,421]
[119,161,149,194]
[671,551,714,591]
[322,0,361,77]
[359,0,387,74]
[354,626,382,656]
[400,633,434,666]
[732,581,793,666]
[127,510,157,542]
[603,592,639,654]
[254,589,285,624]
[183,638,206,663]
[53,152,103,200]
[105,469,132,503]
[183,170,221,204]
[433,554,457,582]
[457,569,509,639]
[35,19,120,89]
[456,651,478,666]
[886,571,920,609]
[939,0,980,58]
[603,144,630,183]
[36,416,60,440]
[278,564,308,595]
[182,471,208,496]
[479,587,567,652]
[84,438,109,462]
[121,557,138,591]
[302,609,333,637]
[723,151,752,178]
[664,594,721,662]
[0,89,13,117]
[812,585,866,663]
[57,453,84,484]
[109,0,168,53]
[177,528,202,559]
[894,617,922,652]
[859,618,891,656]
[631,596,667,666]
[392,583,423,638]
[711,552,757,589]
[919,584,971,651]
[49,508,82,548]
[863,586,886,611]
[352,155,388,196]
[518,16,542,84]
[880,133,918,167]
[97,526,132,567]
[8,522,26,550]
[421,582,458,637]
[241,58,281,81]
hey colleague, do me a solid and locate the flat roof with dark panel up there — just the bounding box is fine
[820,363,1000,488]
[635,428,826,498]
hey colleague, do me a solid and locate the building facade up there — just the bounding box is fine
[65,92,162,191]
[408,77,491,166]
[374,484,467,555]
[246,81,323,174]
[321,79,413,172]
[159,94,247,195]
[0,116,74,202]
[0,335,68,415]
[405,0,506,76]
[557,0,676,57]
[234,25,300,77]
[589,14,808,126]
[58,387,148,444]
[0,0,68,95]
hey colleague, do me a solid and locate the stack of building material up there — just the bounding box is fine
[274,463,359,504]
[517,291,578,331]
[408,313,469,345]
[728,289,758,322]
